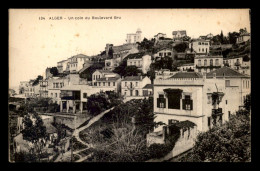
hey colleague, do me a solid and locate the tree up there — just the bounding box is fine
[113,60,143,77]
[32,75,43,86]
[50,67,59,76]
[21,112,47,161]
[173,43,188,52]
[228,32,240,44]
[108,47,114,58]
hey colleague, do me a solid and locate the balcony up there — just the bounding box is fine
[212,108,223,116]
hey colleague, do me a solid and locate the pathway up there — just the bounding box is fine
[55,107,115,162]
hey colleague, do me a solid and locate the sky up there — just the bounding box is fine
[9,9,250,89]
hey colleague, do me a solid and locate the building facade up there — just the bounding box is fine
[189,39,210,54]
[126,28,142,44]
[126,53,152,74]
[194,55,223,73]
[172,30,187,41]
[67,54,90,73]
[236,33,250,44]
[121,75,151,101]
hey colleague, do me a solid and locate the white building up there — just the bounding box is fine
[153,48,173,60]
[57,59,69,73]
[223,56,250,76]
[236,33,250,44]
[126,28,142,44]
[67,54,90,73]
[126,52,152,74]
[153,67,250,133]
[172,30,187,41]
[121,75,151,101]
[177,63,195,72]
[189,39,210,55]
[194,55,224,73]
[92,70,121,93]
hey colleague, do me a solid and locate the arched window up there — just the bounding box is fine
[210,59,213,66]
[204,59,207,66]
[135,90,139,96]
[198,60,201,66]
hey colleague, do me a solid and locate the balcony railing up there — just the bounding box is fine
[212,108,223,116]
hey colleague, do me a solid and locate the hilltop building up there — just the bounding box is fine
[126,28,142,44]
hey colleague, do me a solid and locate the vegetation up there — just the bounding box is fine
[86,91,122,116]
[50,67,59,76]
[137,38,155,52]
[21,112,48,161]
[113,60,143,77]
[173,42,188,52]
[176,96,251,162]
[32,75,43,86]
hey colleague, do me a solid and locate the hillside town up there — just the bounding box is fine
[9,27,251,162]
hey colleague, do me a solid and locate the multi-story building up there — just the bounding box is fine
[189,39,210,55]
[177,63,194,72]
[223,56,250,75]
[19,81,29,94]
[57,59,69,74]
[39,79,49,98]
[104,44,139,71]
[125,28,142,44]
[172,30,187,41]
[126,52,152,74]
[67,54,90,73]
[199,33,213,40]
[45,67,53,79]
[153,67,250,133]
[153,48,173,61]
[121,75,151,101]
[194,55,223,73]
[236,33,250,44]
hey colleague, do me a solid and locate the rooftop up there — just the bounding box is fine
[113,43,137,53]
[170,72,203,79]
[96,77,120,82]
[68,54,89,59]
[124,52,145,60]
[195,55,223,59]
[206,67,250,78]
[143,84,153,89]
[122,75,144,81]
[172,30,186,35]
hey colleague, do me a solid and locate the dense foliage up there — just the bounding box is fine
[32,75,43,86]
[86,91,122,116]
[113,60,143,77]
[50,67,59,76]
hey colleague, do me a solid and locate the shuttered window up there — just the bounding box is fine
[157,94,166,108]
[182,95,193,110]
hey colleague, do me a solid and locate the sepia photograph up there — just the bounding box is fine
[8,9,251,162]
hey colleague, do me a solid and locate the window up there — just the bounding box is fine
[208,117,211,128]
[202,48,204,52]
[228,111,231,119]
[125,82,127,87]
[113,82,115,86]
[103,82,105,86]
[136,82,138,86]
[108,82,110,86]
[199,48,200,52]
[157,94,166,108]
[55,93,57,97]
[99,82,101,86]
[168,92,181,109]
[93,75,95,80]
[159,53,162,57]
[216,59,219,66]
[53,83,55,88]
[182,95,193,110]
[60,83,63,88]
[210,59,213,66]
[226,100,228,105]
[83,93,87,98]
[135,90,139,96]
[198,42,201,45]
[225,80,230,87]
[204,59,207,66]
[168,52,171,56]
[207,94,212,104]
[143,90,148,96]
[198,60,201,66]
